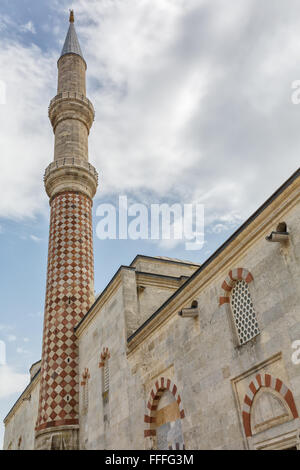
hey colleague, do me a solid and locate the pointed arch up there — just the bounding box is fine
[242,373,298,437]
[98,347,110,368]
[144,377,185,448]
[80,367,90,385]
[219,268,254,306]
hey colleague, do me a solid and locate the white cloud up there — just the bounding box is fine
[0,39,55,219]
[20,21,36,34]
[28,311,43,318]
[157,238,183,251]
[74,0,299,225]
[6,335,16,343]
[30,235,42,243]
[0,324,13,333]
[0,365,28,399]
[0,0,299,230]
[210,224,229,234]
[16,347,29,355]
[0,15,14,33]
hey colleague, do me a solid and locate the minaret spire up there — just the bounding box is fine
[60,10,84,61]
[35,12,98,450]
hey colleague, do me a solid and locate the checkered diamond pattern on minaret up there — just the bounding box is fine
[36,191,94,431]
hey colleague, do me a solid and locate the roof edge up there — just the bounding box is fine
[3,368,41,424]
[75,265,135,332]
[127,167,300,343]
[130,254,200,268]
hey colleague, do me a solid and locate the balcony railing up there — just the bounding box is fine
[44,157,98,182]
[49,92,95,113]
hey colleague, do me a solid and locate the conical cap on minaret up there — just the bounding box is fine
[60,10,84,60]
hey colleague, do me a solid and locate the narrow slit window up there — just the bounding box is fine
[81,368,90,415]
[103,360,109,403]
[83,381,89,413]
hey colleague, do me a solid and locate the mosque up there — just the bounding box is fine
[3,12,300,450]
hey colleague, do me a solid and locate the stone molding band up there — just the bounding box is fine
[44,157,98,200]
[49,92,95,133]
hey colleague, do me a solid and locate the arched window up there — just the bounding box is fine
[156,390,183,450]
[251,388,292,434]
[81,368,90,415]
[242,373,298,438]
[83,379,89,413]
[102,358,109,403]
[219,268,259,346]
[99,347,110,406]
[230,280,259,345]
[144,377,185,450]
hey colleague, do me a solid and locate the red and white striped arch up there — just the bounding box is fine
[80,367,90,386]
[242,373,298,437]
[98,347,110,368]
[219,268,254,306]
[144,377,185,440]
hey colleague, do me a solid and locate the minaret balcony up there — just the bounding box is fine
[44,157,98,200]
[48,92,95,133]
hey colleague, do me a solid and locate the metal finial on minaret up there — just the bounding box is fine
[69,9,75,23]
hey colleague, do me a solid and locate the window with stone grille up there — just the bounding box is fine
[230,280,259,345]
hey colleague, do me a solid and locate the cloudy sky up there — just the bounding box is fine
[0,0,299,447]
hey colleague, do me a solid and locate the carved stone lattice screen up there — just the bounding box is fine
[230,280,259,344]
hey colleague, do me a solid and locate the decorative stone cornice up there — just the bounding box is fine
[44,157,98,200]
[48,92,95,133]
[136,272,189,290]
[35,423,80,440]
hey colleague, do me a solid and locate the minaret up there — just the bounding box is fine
[35,11,98,450]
